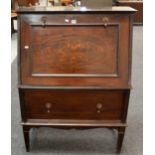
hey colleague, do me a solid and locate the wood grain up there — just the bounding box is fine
[20,14,130,87]
[22,90,125,120]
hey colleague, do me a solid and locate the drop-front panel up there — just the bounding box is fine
[17,6,135,153]
[20,13,131,87]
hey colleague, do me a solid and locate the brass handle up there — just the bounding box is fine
[102,17,109,27]
[64,18,77,24]
[96,103,103,113]
[71,19,77,24]
[45,102,52,113]
[41,17,47,27]
[64,19,70,23]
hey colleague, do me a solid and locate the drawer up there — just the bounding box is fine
[21,14,124,25]
[23,90,125,120]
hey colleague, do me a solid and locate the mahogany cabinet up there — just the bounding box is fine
[17,6,135,153]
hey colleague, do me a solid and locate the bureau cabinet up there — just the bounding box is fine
[17,6,135,153]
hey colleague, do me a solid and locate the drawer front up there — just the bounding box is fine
[23,90,125,120]
[21,14,122,25]
[20,13,131,87]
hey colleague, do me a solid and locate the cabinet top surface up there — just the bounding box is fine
[17,6,136,14]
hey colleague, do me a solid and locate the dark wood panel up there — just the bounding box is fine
[117,1,143,24]
[12,0,16,10]
[20,14,130,87]
[23,90,125,120]
[31,25,118,77]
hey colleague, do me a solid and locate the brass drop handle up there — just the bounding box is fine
[64,18,77,24]
[71,19,77,24]
[41,17,47,28]
[45,102,52,113]
[96,103,103,113]
[102,17,109,27]
[64,19,70,23]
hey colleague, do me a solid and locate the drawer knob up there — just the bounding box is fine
[45,102,52,113]
[96,103,103,113]
[41,17,47,28]
[102,17,109,27]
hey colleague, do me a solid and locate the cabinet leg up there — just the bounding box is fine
[23,126,30,152]
[117,127,125,154]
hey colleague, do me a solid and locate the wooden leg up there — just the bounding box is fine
[23,126,30,152]
[117,127,125,154]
